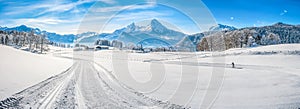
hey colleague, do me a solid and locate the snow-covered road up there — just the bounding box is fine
[0,53,183,108]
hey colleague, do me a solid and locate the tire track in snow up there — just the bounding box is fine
[0,63,74,108]
[91,61,186,108]
[74,62,87,109]
[1,51,186,109]
[38,62,78,108]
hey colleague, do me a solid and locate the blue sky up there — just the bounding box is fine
[202,0,300,28]
[92,3,203,34]
[0,0,299,34]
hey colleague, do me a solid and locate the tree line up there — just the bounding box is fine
[197,29,291,51]
[0,30,49,53]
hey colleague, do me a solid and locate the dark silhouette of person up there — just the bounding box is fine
[232,62,235,68]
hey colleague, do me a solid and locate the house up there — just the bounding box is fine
[95,39,110,46]
[94,45,109,51]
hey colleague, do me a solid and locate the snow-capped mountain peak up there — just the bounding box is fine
[150,19,165,28]
[2,25,41,33]
[80,19,186,45]
[115,19,173,34]
[149,19,168,33]
[125,22,137,32]
[209,24,237,31]
[273,22,293,27]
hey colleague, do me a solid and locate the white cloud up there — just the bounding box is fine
[99,0,117,4]
[0,16,82,34]
[280,9,288,16]
[3,2,54,15]
[37,0,94,16]
[254,20,266,27]
[90,4,155,13]
[91,5,129,12]
[113,10,172,21]
[3,0,97,16]
[80,16,111,23]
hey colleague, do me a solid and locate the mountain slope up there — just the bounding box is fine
[0,25,76,43]
[176,24,237,51]
[209,24,237,31]
[197,22,300,51]
[79,19,187,46]
[245,22,300,43]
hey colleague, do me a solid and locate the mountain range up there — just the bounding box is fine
[78,19,238,49]
[79,19,187,47]
[0,19,236,45]
[0,25,75,43]
[1,19,299,51]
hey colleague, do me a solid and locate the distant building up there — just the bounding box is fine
[143,48,152,53]
[111,40,123,49]
[94,45,109,51]
[95,39,110,46]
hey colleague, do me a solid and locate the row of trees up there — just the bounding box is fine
[196,23,300,51]
[49,42,72,48]
[197,29,282,51]
[0,30,49,53]
[94,39,124,49]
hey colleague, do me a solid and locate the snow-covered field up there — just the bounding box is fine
[93,44,300,109]
[0,44,300,109]
[0,45,73,100]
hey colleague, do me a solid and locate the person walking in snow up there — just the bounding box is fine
[232,62,235,68]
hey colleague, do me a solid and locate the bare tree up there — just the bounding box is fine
[197,37,209,51]
[40,34,45,53]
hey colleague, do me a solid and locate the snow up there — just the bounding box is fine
[224,44,300,54]
[208,24,237,31]
[79,19,186,45]
[1,44,300,108]
[93,44,300,109]
[0,45,72,100]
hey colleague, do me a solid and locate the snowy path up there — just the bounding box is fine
[38,63,77,109]
[0,52,184,109]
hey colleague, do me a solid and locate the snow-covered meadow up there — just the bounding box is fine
[93,44,300,109]
[0,45,73,100]
[0,44,300,108]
